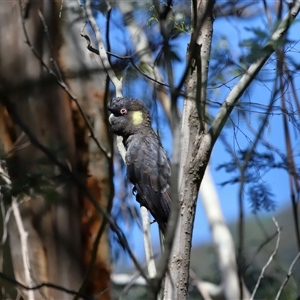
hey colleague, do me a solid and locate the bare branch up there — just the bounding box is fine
[250,217,281,300]
[84,0,122,96]
[117,1,179,128]
[159,124,181,300]
[81,33,171,90]
[278,50,300,250]
[275,251,300,300]
[209,0,300,145]
[236,74,280,298]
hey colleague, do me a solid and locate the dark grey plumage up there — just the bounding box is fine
[108,97,171,233]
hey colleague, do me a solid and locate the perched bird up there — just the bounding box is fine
[108,97,171,233]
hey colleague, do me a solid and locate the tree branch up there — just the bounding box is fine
[275,251,300,300]
[84,0,122,96]
[250,218,281,300]
[209,0,300,145]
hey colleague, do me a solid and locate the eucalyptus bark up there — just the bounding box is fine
[60,3,113,298]
[0,2,112,299]
[0,3,82,298]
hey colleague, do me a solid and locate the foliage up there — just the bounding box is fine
[247,183,276,212]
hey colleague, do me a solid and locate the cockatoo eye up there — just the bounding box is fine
[120,108,127,115]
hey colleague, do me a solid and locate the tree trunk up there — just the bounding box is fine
[58,2,113,299]
[0,2,112,299]
[164,1,214,299]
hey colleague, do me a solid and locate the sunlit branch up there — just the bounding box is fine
[200,166,252,299]
[209,0,300,144]
[174,0,213,99]
[81,33,171,90]
[84,0,122,96]
[117,1,179,128]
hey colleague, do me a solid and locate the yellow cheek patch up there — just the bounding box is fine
[132,111,143,125]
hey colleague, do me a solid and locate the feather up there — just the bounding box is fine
[108,97,171,234]
[126,133,171,233]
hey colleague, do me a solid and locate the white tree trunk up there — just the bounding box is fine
[200,168,251,299]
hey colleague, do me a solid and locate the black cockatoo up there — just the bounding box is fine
[108,97,171,233]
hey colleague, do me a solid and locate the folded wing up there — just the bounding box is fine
[126,134,171,233]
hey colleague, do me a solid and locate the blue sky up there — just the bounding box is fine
[96,4,300,269]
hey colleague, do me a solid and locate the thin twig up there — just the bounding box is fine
[250,217,281,300]
[262,0,273,28]
[84,0,122,96]
[244,228,279,272]
[81,32,171,90]
[117,264,155,299]
[237,67,280,299]
[209,0,300,144]
[275,251,300,300]
[0,271,93,300]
